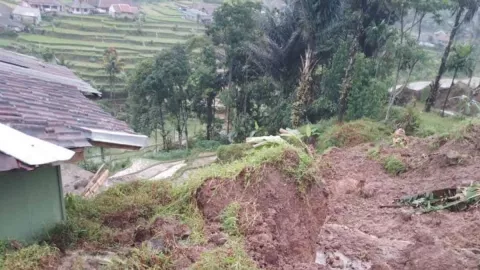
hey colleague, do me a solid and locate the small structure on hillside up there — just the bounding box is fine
[26,0,63,12]
[91,0,134,14]
[0,48,148,242]
[109,3,138,20]
[67,0,95,14]
[181,2,218,24]
[12,5,41,25]
[0,3,25,31]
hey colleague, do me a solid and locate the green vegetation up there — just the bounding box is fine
[221,202,241,236]
[217,144,252,163]
[192,240,257,270]
[2,244,59,270]
[383,155,407,176]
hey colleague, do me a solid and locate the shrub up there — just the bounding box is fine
[2,244,59,270]
[383,155,406,175]
[318,119,391,152]
[216,144,252,163]
[194,140,222,151]
[107,245,171,270]
[392,104,420,135]
[221,202,241,236]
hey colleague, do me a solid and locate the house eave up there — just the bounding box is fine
[79,127,148,149]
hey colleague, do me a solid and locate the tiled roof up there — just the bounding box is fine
[191,3,219,14]
[68,0,95,9]
[97,0,131,9]
[27,0,62,6]
[0,48,100,96]
[111,3,137,13]
[0,49,134,149]
[12,6,41,17]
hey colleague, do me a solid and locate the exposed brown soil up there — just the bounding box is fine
[317,130,480,269]
[196,161,328,269]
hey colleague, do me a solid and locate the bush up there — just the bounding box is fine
[194,140,222,151]
[383,155,406,175]
[2,244,59,270]
[221,202,241,236]
[0,30,18,38]
[318,119,391,152]
[216,144,252,163]
[394,104,420,135]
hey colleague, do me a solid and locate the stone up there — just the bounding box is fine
[208,233,227,246]
[146,237,166,252]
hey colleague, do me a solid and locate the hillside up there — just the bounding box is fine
[0,0,205,94]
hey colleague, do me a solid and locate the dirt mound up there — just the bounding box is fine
[196,164,327,269]
[317,131,480,269]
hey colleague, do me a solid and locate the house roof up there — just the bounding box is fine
[110,3,138,13]
[97,0,132,9]
[0,49,148,149]
[0,3,23,29]
[0,48,100,96]
[190,2,218,14]
[26,0,62,6]
[68,0,95,9]
[0,123,74,171]
[12,6,41,17]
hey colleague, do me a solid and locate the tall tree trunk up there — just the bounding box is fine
[158,103,167,150]
[291,46,315,127]
[425,7,464,112]
[417,13,426,41]
[386,59,419,120]
[338,40,358,122]
[442,68,458,117]
[206,93,214,140]
[181,100,189,150]
[226,61,233,134]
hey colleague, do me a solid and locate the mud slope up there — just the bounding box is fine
[196,163,328,269]
[318,132,480,269]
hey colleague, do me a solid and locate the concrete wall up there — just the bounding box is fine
[0,165,65,242]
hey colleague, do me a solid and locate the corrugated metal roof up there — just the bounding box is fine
[0,123,74,168]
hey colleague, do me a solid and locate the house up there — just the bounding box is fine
[0,48,148,241]
[0,3,25,31]
[67,0,95,14]
[93,0,133,13]
[109,3,138,20]
[432,30,449,46]
[11,6,41,25]
[183,8,209,23]
[182,3,218,24]
[26,0,63,12]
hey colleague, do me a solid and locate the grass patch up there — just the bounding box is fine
[107,244,171,270]
[191,239,257,270]
[383,155,406,176]
[221,202,241,237]
[217,144,252,163]
[2,244,59,270]
[367,146,381,160]
[317,119,392,152]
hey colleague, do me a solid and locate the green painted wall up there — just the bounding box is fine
[0,165,65,242]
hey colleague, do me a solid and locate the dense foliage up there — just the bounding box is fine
[126,0,480,145]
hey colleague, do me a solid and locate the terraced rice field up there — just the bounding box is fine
[1,1,204,93]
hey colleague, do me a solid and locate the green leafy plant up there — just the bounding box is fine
[221,202,241,236]
[383,155,406,175]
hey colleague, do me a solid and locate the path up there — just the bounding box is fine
[106,153,217,188]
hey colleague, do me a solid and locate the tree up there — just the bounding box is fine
[189,45,221,140]
[425,0,479,112]
[126,59,171,150]
[385,37,425,120]
[441,43,474,116]
[152,45,191,149]
[103,47,124,103]
[207,0,261,135]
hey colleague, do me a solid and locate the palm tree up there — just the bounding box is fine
[249,0,342,127]
[425,0,479,112]
[103,47,124,103]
